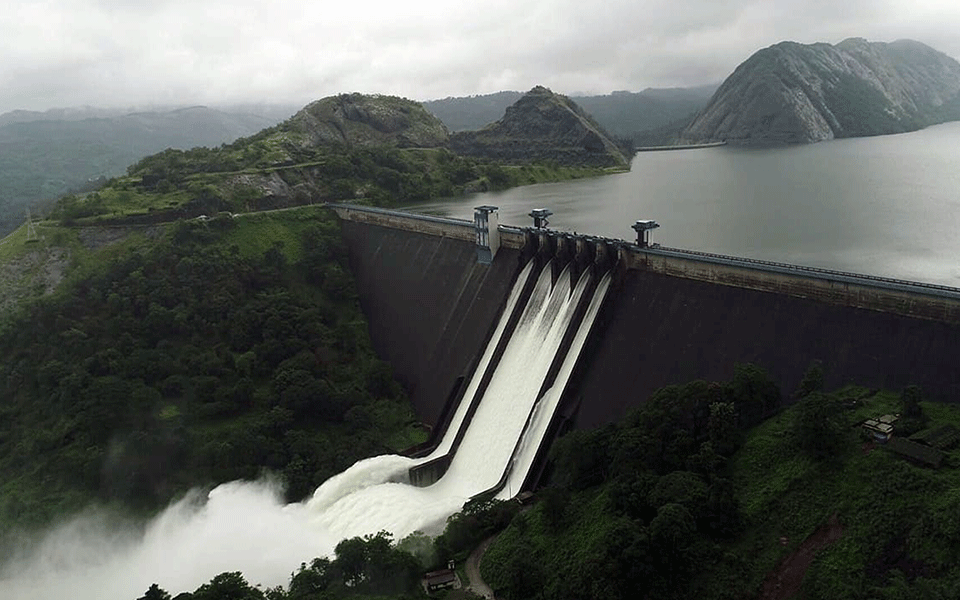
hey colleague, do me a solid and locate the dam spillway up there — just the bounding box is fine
[306,251,613,538]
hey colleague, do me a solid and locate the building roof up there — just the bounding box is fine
[886,436,944,467]
[424,569,457,585]
[862,419,894,434]
[911,424,960,450]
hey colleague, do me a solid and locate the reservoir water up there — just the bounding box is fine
[412,121,960,287]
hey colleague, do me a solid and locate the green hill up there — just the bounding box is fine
[41,92,613,228]
[423,85,717,143]
[0,106,289,237]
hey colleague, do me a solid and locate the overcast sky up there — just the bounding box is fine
[2,0,959,114]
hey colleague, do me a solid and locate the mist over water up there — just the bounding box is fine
[0,260,609,600]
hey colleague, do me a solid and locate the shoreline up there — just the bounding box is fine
[634,141,727,152]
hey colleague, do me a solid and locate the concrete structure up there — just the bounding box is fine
[474,205,500,265]
[329,203,960,450]
[529,208,552,229]
[631,220,659,248]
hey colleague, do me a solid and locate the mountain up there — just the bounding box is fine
[424,86,716,142]
[572,85,716,141]
[0,106,286,236]
[681,38,960,145]
[286,93,450,148]
[450,86,630,168]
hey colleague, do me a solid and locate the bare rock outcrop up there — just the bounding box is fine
[680,38,960,145]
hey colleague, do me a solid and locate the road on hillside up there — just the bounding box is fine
[465,535,497,599]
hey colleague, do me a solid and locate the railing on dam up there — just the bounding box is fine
[648,245,960,301]
[326,202,960,321]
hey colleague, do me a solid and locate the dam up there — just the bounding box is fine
[333,202,960,437]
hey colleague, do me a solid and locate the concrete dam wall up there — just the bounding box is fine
[336,213,521,429]
[333,205,960,433]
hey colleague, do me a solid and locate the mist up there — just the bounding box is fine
[0,454,435,600]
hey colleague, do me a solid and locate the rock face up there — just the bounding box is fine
[450,86,630,168]
[681,38,960,145]
[288,93,450,148]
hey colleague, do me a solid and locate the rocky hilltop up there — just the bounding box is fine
[450,86,630,168]
[287,93,449,148]
[681,38,960,145]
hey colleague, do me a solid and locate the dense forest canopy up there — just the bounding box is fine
[0,209,423,536]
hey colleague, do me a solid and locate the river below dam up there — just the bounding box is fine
[411,120,960,287]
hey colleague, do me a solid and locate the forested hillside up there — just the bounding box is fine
[481,369,960,600]
[0,209,424,537]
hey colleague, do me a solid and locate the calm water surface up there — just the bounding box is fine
[411,122,960,286]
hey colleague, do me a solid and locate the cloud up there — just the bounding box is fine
[1,0,958,112]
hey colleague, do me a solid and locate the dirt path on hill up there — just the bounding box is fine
[760,513,844,600]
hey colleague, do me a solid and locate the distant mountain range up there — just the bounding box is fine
[0,105,296,237]
[423,85,717,142]
[681,38,960,145]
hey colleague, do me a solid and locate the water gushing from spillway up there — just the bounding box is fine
[0,258,611,600]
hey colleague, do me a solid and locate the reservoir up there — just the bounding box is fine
[411,121,960,287]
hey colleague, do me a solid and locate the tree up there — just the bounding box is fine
[497,539,546,600]
[795,360,824,400]
[729,363,780,428]
[648,471,708,517]
[137,584,172,600]
[795,391,846,460]
[707,401,741,456]
[901,385,924,418]
[287,558,333,600]
[192,572,265,600]
[649,503,696,568]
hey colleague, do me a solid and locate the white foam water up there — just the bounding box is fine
[0,260,611,600]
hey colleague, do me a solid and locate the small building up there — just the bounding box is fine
[911,424,960,450]
[861,418,895,443]
[886,436,944,468]
[878,414,900,427]
[423,568,459,594]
